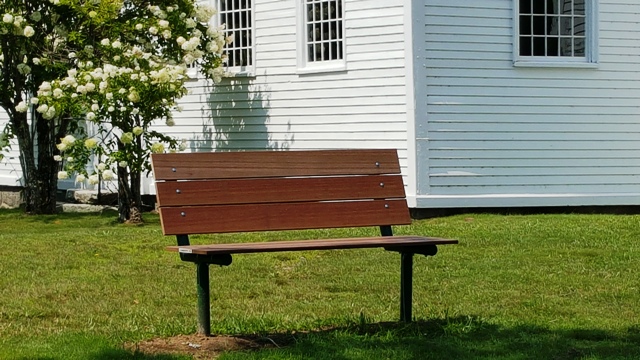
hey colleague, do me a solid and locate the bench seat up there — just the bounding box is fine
[168,236,458,255]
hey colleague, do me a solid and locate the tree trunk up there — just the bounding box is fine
[116,142,143,223]
[117,165,131,222]
[12,110,59,214]
[128,169,143,224]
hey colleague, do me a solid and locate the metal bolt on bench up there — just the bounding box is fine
[152,149,458,335]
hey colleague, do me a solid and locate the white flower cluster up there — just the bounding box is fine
[56,134,76,152]
[95,162,116,181]
[1,13,34,37]
[194,4,217,23]
[149,64,187,84]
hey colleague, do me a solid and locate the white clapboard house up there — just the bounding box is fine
[2,0,640,209]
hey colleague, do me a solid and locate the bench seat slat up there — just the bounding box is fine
[159,199,411,235]
[156,175,406,206]
[167,236,459,255]
[152,149,400,180]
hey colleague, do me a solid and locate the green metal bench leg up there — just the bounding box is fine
[196,263,211,336]
[400,252,414,322]
[380,225,414,322]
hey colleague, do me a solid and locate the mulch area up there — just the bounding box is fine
[125,333,291,359]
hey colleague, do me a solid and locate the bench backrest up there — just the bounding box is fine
[151,149,411,236]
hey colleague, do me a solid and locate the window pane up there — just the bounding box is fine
[574,37,585,56]
[560,37,572,56]
[322,22,328,42]
[547,0,558,15]
[233,10,239,29]
[548,16,558,35]
[330,21,338,40]
[533,0,545,14]
[532,15,546,35]
[574,16,585,36]
[520,16,532,35]
[533,36,545,56]
[321,1,327,21]
[560,17,572,35]
[520,36,532,56]
[547,37,559,56]
[574,0,586,15]
[520,0,532,14]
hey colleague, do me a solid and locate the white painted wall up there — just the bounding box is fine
[0,109,23,187]
[156,0,411,194]
[416,0,640,208]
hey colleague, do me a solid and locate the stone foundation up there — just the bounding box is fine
[65,189,118,205]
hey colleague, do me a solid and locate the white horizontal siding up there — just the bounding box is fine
[417,0,640,208]
[155,0,410,194]
[0,109,22,187]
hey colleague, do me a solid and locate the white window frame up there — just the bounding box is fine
[513,0,598,68]
[216,0,256,76]
[296,0,346,74]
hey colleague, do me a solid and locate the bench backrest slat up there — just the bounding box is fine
[159,199,410,235]
[155,175,405,207]
[152,149,411,236]
[152,149,400,180]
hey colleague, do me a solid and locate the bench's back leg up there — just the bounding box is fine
[196,263,211,336]
[379,225,393,237]
[400,252,414,322]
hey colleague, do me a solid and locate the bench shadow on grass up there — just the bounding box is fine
[272,317,640,360]
[82,316,640,359]
[195,316,640,360]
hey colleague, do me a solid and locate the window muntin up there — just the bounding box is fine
[515,0,596,65]
[305,0,344,62]
[218,0,253,71]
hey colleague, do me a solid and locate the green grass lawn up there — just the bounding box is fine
[0,209,639,359]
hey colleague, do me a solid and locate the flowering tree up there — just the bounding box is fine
[0,1,81,214]
[1,0,229,220]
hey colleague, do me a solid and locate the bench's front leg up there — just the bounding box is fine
[196,262,211,336]
[379,225,414,322]
[400,252,414,322]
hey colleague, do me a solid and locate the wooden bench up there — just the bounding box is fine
[151,149,458,335]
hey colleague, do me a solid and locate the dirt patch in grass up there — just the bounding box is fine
[126,334,290,359]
